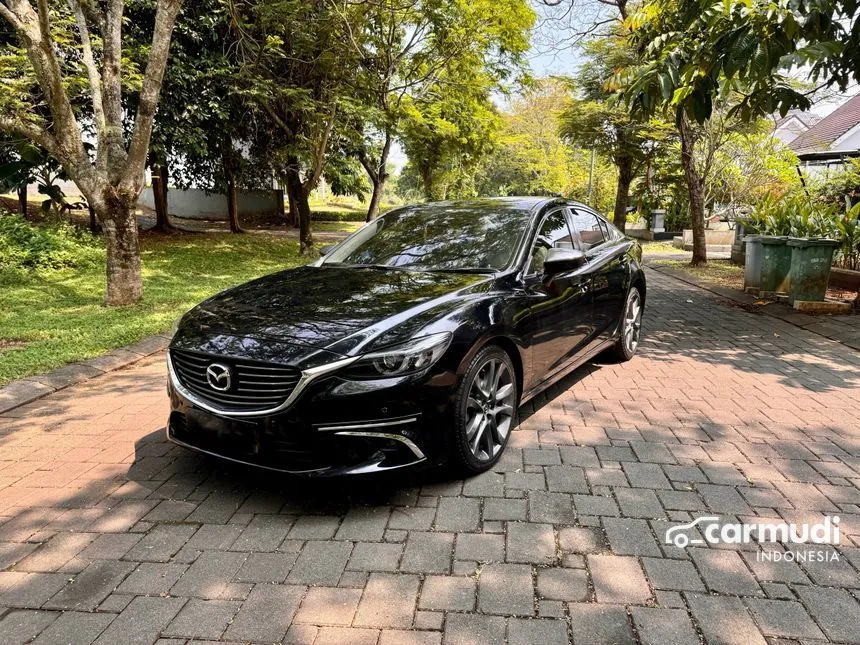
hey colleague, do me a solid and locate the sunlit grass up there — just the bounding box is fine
[653,258,744,290]
[0,232,311,385]
[640,240,688,256]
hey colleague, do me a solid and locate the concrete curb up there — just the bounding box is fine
[646,262,860,352]
[0,333,172,414]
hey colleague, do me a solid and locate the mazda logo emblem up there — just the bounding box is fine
[206,363,233,391]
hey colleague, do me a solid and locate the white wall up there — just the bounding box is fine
[138,187,283,220]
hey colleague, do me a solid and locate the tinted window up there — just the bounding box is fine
[569,210,606,251]
[323,204,529,271]
[528,209,575,274]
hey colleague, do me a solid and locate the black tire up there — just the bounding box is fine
[609,285,644,362]
[450,345,518,475]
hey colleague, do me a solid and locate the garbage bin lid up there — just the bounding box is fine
[786,237,839,247]
[759,236,789,244]
[743,235,763,242]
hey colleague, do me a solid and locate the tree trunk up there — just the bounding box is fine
[150,158,173,232]
[285,180,298,228]
[222,140,243,234]
[17,184,28,216]
[226,165,243,234]
[88,204,99,234]
[99,199,142,306]
[366,176,385,223]
[679,116,707,265]
[613,155,633,232]
[361,132,392,222]
[286,161,313,254]
[420,164,434,201]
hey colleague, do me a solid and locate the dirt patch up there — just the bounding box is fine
[0,339,27,353]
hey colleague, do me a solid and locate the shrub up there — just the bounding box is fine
[0,213,103,271]
[744,193,839,238]
[836,203,860,271]
[310,210,367,222]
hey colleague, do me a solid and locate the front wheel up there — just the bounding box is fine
[451,346,518,474]
[610,286,643,362]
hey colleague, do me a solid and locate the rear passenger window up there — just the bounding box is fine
[569,210,606,251]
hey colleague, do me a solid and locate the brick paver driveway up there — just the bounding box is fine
[1,269,860,644]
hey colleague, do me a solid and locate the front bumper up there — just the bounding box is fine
[166,355,456,476]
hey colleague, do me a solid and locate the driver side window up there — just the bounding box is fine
[528,209,575,274]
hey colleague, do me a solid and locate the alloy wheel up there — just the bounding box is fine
[623,289,643,353]
[464,358,515,462]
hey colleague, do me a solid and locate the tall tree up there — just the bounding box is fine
[473,78,617,211]
[229,0,358,254]
[620,0,859,264]
[128,0,248,234]
[398,60,504,201]
[560,36,673,231]
[338,0,533,220]
[0,0,181,304]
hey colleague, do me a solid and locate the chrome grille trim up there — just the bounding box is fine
[170,349,301,412]
[167,350,359,418]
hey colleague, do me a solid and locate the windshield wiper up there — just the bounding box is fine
[323,263,403,271]
[418,267,497,274]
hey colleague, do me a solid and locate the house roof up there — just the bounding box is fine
[775,111,820,129]
[790,94,860,154]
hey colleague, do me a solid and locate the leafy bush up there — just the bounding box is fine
[0,213,103,270]
[814,159,860,208]
[310,210,367,222]
[836,203,860,271]
[744,193,839,238]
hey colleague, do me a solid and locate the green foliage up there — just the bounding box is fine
[0,231,310,385]
[836,203,860,270]
[560,36,674,167]
[396,0,534,201]
[622,0,859,123]
[706,127,800,209]
[310,210,367,223]
[744,193,841,238]
[0,213,103,271]
[814,159,860,208]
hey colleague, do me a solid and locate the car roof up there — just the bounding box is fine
[394,196,563,217]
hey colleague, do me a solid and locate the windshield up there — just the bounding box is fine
[322,204,529,272]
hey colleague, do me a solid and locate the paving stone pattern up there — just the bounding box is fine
[0,268,859,644]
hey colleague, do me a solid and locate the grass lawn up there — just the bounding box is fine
[640,240,689,256]
[0,232,311,385]
[653,258,744,290]
[315,221,363,234]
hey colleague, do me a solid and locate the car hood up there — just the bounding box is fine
[173,265,494,356]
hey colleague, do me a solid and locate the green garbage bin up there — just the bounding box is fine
[787,238,839,304]
[743,235,763,293]
[759,236,791,296]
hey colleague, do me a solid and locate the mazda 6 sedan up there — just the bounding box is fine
[166,197,646,476]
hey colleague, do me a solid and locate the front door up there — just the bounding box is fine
[518,207,595,387]
[568,208,629,345]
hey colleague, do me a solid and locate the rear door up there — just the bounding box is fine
[568,208,629,344]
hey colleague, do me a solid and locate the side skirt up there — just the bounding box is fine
[519,338,616,406]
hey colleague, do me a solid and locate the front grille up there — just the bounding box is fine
[170,349,302,412]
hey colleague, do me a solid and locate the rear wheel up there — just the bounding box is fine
[610,286,643,362]
[451,346,518,474]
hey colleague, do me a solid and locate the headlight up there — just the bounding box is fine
[343,332,452,379]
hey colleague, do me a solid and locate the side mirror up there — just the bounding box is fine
[543,247,585,274]
[320,244,335,256]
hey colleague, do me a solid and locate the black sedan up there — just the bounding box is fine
[166,197,645,476]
